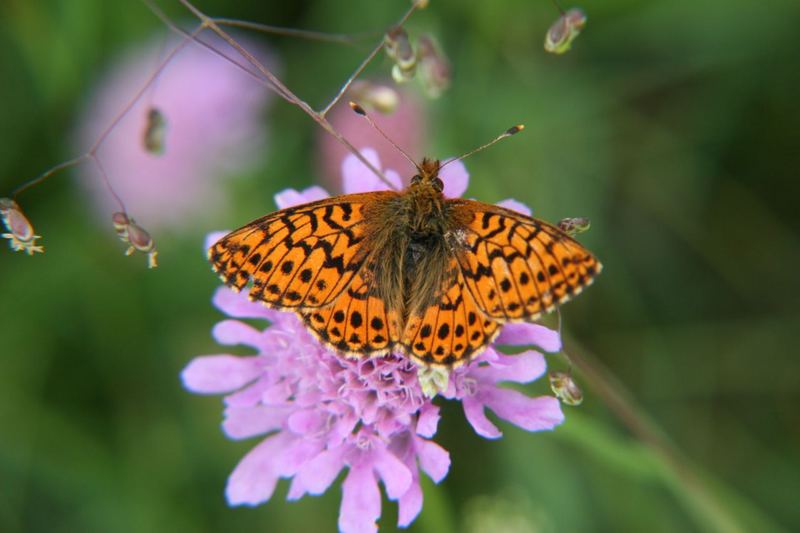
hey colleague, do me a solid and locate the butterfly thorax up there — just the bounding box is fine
[361,158,463,324]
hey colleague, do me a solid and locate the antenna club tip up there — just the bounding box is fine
[506,124,525,135]
[349,101,367,116]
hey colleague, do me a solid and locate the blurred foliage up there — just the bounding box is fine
[1,0,799,532]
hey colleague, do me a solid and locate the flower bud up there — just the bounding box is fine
[391,64,415,84]
[111,211,158,268]
[142,107,167,155]
[558,216,591,236]
[417,366,450,398]
[112,211,131,236]
[417,34,451,98]
[549,371,583,406]
[544,8,587,54]
[349,81,400,114]
[385,26,417,82]
[414,0,429,9]
[0,198,44,255]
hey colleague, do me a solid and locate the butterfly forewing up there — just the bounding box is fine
[450,199,601,321]
[209,192,397,309]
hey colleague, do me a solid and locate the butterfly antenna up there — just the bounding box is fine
[439,124,525,170]
[349,102,420,171]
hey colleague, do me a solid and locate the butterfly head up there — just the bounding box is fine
[410,158,443,192]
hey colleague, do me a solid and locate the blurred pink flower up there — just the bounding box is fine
[318,84,425,192]
[184,150,563,532]
[77,34,276,229]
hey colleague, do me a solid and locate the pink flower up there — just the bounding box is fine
[77,34,276,229]
[183,150,563,532]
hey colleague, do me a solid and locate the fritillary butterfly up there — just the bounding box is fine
[209,158,601,367]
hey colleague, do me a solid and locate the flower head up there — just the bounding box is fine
[77,34,275,229]
[184,150,564,532]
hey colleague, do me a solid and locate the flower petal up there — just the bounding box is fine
[483,389,564,432]
[223,405,292,439]
[181,355,260,394]
[416,403,440,438]
[343,148,378,193]
[226,432,292,506]
[204,230,229,252]
[495,322,562,353]
[342,148,402,194]
[338,464,381,533]
[261,380,292,405]
[212,319,263,348]
[397,476,423,528]
[212,286,277,320]
[473,350,547,385]
[385,169,403,189]
[287,408,326,435]
[415,437,450,483]
[440,159,469,198]
[286,476,307,501]
[224,379,269,408]
[295,447,347,496]
[279,438,325,477]
[274,185,330,209]
[462,396,502,439]
[373,448,412,500]
[496,198,532,216]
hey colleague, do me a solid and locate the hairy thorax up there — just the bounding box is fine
[361,165,465,325]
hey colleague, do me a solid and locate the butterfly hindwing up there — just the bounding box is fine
[209,192,398,309]
[401,259,501,367]
[449,199,601,321]
[299,266,402,356]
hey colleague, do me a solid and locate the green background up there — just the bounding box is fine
[1,0,798,531]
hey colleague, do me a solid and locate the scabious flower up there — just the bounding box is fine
[77,34,275,229]
[183,150,564,532]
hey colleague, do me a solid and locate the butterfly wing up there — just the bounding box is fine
[400,200,601,367]
[449,199,601,321]
[209,192,398,309]
[400,258,501,367]
[298,261,402,357]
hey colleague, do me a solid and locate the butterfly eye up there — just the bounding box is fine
[411,175,422,185]
[432,177,444,192]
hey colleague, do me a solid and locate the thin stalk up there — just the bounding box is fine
[212,18,377,45]
[171,0,405,189]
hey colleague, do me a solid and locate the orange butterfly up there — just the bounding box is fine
[209,156,601,368]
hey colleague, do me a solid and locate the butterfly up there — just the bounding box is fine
[209,157,601,368]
